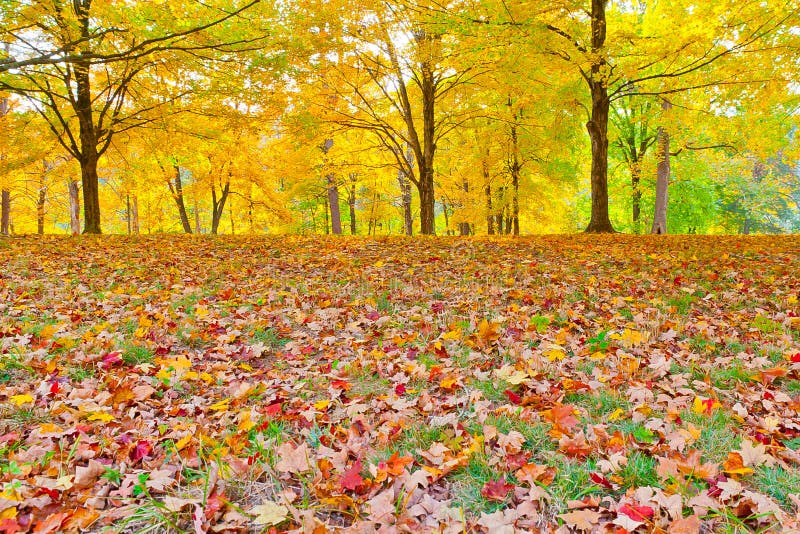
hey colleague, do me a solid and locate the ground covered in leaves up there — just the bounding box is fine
[1,236,800,533]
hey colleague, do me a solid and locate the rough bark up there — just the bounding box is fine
[168,166,193,234]
[584,0,615,233]
[651,99,672,235]
[73,3,102,234]
[417,58,437,235]
[68,180,81,235]
[419,175,435,235]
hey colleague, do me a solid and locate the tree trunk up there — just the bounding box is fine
[397,149,414,236]
[79,151,101,234]
[441,196,450,234]
[584,0,615,233]
[229,202,235,235]
[193,194,201,234]
[508,105,521,236]
[631,164,642,233]
[168,166,193,234]
[511,167,520,236]
[0,190,9,236]
[0,91,8,236]
[74,18,102,235]
[126,194,132,235]
[131,195,139,235]
[348,174,357,235]
[210,179,230,235]
[484,156,494,235]
[418,172,435,235]
[651,99,671,235]
[459,179,470,236]
[37,182,46,235]
[68,180,81,235]
[327,174,342,235]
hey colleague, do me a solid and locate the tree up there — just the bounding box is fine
[0,0,265,233]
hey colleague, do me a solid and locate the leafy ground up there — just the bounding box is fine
[1,235,800,533]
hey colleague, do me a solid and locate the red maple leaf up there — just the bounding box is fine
[340,459,364,492]
[618,503,654,521]
[480,478,514,502]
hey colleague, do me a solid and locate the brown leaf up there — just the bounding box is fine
[558,509,601,531]
[668,515,702,534]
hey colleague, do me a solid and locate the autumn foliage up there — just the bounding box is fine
[0,235,799,532]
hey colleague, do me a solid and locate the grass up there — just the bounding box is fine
[617,451,659,490]
[251,327,288,348]
[564,389,630,418]
[0,352,33,383]
[545,457,604,512]
[121,342,156,365]
[753,465,800,509]
[680,409,742,463]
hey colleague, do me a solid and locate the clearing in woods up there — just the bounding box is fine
[0,235,799,532]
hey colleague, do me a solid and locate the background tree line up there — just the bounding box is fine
[1,0,799,236]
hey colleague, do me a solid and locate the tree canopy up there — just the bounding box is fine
[1,0,799,235]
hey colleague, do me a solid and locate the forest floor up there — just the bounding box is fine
[0,235,799,533]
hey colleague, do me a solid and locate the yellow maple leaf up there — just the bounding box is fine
[209,398,231,412]
[442,328,461,340]
[175,434,192,451]
[544,348,565,361]
[313,400,330,410]
[9,394,33,406]
[87,412,115,423]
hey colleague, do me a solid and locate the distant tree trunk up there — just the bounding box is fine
[0,190,10,236]
[508,101,521,236]
[486,184,494,235]
[168,166,193,234]
[193,194,201,234]
[348,174,357,235]
[397,146,414,236]
[68,180,81,235]
[0,92,8,237]
[631,164,642,233]
[484,155,494,235]
[441,196,450,235]
[210,179,230,235]
[37,181,47,235]
[229,202,235,235]
[651,100,672,235]
[131,195,139,235]
[584,0,615,233]
[320,139,342,235]
[126,195,132,235]
[322,193,329,234]
[459,180,470,236]
[327,175,341,235]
